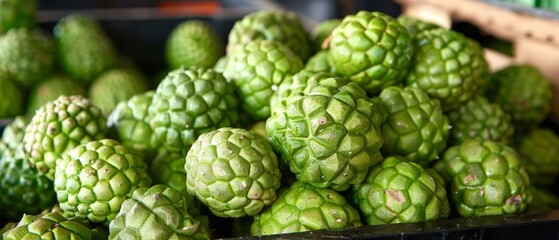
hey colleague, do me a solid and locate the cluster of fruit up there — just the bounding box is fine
[1,2,559,239]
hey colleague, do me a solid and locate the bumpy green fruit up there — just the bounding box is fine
[0,0,37,33]
[149,67,239,154]
[405,28,489,111]
[354,156,449,225]
[26,74,86,117]
[448,97,514,145]
[487,65,552,130]
[516,128,559,186]
[89,68,148,115]
[329,11,415,94]
[107,91,158,162]
[251,181,362,236]
[311,19,341,51]
[376,86,449,165]
[109,185,211,240]
[227,10,312,61]
[304,50,335,73]
[224,40,303,120]
[267,78,384,191]
[2,116,26,149]
[0,28,54,87]
[2,212,93,240]
[166,20,223,69]
[0,147,56,222]
[396,16,440,36]
[23,95,107,180]
[0,75,23,118]
[150,150,188,193]
[185,128,281,218]
[54,139,152,224]
[270,70,334,109]
[440,140,531,217]
[54,14,117,83]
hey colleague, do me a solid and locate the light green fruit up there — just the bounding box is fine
[26,74,86,118]
[2,212,93,240]
[23,95,107,180]
[0,0,37,33]
[251,181,362,236]
[2,116,26,149]
[166,20,224,69]
[396,15,440,36]
[515,128,559,186]
[304,50,335,73]
[185,128,281,218]
[0,75,23,118]
[89,68,149,115]
[54,139,152,224]
[310,19,341,51]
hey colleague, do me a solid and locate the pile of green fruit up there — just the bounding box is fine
[2,1,559,239]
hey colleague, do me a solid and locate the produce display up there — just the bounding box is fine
[1,1,559,239]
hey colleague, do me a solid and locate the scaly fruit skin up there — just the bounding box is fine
[166,20,223,69]
[185,128,281,218]
[304,50,335,73]
[441,140,531,217]
[486,65,552,130]
[2,115,26,149]
[267,78,384,191]
[329,11,415,94]
[251,181,362,236]
[150,150,188,193]
[0,75,23,118]
[311,19,341,51]
[0,28,54,87]
[448,97,514,145]
[405,28,489,111]
[354,156,449,225]
[26,74,86,118]
[54,14,117,84]
[2,212,93,240]
[396,16,440,36]
[0,0,37,33]
[213,56,228,73]
[150,67,239,154]
[0,147,56,222]
[109,185,211,240]
[54,139,152,224]
[227,10,312,61]
[270,70,334,109]
[23,95,107,179]
[23,95,107,180]
[107,91,158,162]
[377,86,449,166]
[516,128,559,186]
[224,40,303,120]
[89,68,148,115]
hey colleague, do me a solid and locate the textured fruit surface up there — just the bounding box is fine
[376,86,449,166]
[107,91,158,161]
[54,139,152,224]
[213,56,228,73]
[354,156,449,225]
[270,70,334,109]
[0,147,56,222]
[54,14,117,83]
[516,128,559,186]
[2,212,93,240]
[440,140,531,217]
[109,185,211,240]
[150,150,188,193]
[185,128,281,218]
[304,50,335,73]
[0,0,37,33]
[89,68,148,115]
[329,11,414,94]
[227,10,312,61]
[23,95,107,179]
[396,16,440,36]
[267,77,384,191]
[166,20,223,69]
[2,116,26,149]
[251,181,362,236]
[311,19,341,51]
[448,97,513,145]
[405,28,488,111]
[26,74,86,118]
[0,28,54,87]
[487,65,552,130]
[0,75,23,118]
[224,40,303,120]
[149,67,239,154]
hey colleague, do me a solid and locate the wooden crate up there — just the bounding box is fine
[395,0,559,119]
